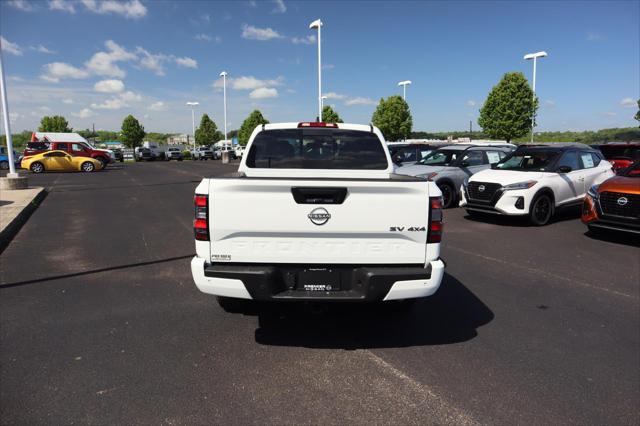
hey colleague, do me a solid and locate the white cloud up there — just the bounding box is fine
[9,112,22,124]
[214,75,284,90]
[85,40,136,78]
[545,100,556,108]
[40,62,90,82]
[135,47,166,76]
[601,111,617,117]
[72,108,96,118]
[80,0,147,19]
[195,34,212,42]
[241,24,284,41]
[120,91,142,102]
[466,100,477,107]
[149,101,168,111]
[91,98,129,110]
[322,64,335,70]
[272,0,286,13]
[8,76,25,82]
[345,97,377,106]
[175,57,198,69]
[49,0,75,13]
[8,1,35,12]
[250,87,278,99]
[620,97,636,108]
[30,45,56,54]
[94,79,125,93]
[292,35,315,45]
[324,92,347,100]
[248,0,258,7]
[62,98,74,104]
[1,37,23,56]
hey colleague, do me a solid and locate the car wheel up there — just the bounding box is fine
[529,194,553,226]
[0,160,8,170]
[439,183,455,209]
[81,161,95,173]
[216,296,249,313]
[30,162,44,173]
[96,157,107,169]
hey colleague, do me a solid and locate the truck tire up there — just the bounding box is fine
[0,160,8,170]
[217,296,249,313]
[96,157,108,169]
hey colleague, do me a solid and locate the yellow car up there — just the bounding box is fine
[21,150,103,173]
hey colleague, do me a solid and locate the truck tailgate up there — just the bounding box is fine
[208,178,429,265]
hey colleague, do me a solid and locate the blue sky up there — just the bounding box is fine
[0,0,638,134]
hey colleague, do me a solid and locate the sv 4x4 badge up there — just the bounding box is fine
[389,226,426,232]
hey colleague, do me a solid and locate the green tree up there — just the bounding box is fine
[195,114,222,145]
[38,115,72,132]
[478,72,537,143]
[238,110,269,145]
[371,95,413,141]
[120,115,146,149]
[634,99,640,127]
[322,105,343,123]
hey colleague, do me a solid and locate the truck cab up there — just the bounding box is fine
[191,122,445,310]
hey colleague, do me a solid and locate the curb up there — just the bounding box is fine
[0,188,48,255]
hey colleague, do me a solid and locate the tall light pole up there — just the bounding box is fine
[0,43,18,178]
[398,80,412,101]
[219,71,228,140]
[320,95,328,118]
[524,51,547,143]
[309,19,323,121]
[186,101,199,149]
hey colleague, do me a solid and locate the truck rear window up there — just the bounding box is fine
[245,129,388,169]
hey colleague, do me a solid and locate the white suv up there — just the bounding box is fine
[459,144,615,225]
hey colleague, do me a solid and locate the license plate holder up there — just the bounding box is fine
[298,268,341,291]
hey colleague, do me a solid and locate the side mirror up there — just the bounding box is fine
[460,161,470,168]
[392,154,403,165]
[557,165,572,173]
[490,163,498,169]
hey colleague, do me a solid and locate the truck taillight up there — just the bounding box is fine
[298,122,338,128]
[194,195,209,241]
[428,196,443,243]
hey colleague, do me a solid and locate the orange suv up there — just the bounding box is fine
[582,161,640,234]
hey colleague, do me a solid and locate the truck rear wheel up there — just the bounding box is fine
[217,296,249,313]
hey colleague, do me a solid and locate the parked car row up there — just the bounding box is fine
[23,139,115,169]
[392,141,638,235]
[191,145,241,161]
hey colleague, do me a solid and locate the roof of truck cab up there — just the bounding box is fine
[263,122,375,133]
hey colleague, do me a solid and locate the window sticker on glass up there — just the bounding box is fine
[486,151,501,164]
[581,153,594,168]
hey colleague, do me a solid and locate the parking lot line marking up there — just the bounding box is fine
[362,350,479,425]
[447,246,638,301]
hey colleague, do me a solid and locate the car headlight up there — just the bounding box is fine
[417,172,438,181]
[587,184,599,199]
[503,180,537,190]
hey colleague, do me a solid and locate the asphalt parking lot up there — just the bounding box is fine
[1,161,638,425]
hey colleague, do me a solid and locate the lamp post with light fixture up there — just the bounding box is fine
[309,19,323,121]
[219,71,228,140]
[186,101,199,149]
[398,80,412,101]
[524,51,547,143]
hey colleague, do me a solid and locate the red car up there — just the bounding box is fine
[596,142,640,173]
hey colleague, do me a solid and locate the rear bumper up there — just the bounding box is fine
[191,257,445,302]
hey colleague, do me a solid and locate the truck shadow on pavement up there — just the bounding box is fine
[250,273,494,349]
[584,230,640,247]
[463,205,582,227]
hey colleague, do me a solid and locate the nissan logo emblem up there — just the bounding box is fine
[478,185,486,192]
[308,207,331,225]
[617,197,628,206]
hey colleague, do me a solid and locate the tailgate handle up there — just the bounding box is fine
[291,187,347,204]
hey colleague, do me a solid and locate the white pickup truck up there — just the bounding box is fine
[190,122,445,310]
